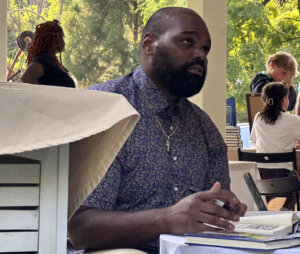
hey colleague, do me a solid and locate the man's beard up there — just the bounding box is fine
[152,45,207,98]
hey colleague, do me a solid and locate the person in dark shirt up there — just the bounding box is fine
[250,51,298,111]
[67,7,247,254]
[21,19,76,88]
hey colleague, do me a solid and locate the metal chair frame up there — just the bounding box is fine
[238,148,299,211]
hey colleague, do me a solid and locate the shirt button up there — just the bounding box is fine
[174,187,178,191]
[173,156,177,161]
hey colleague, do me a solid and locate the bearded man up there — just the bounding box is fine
[68,7,247,254]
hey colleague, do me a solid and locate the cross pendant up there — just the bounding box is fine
[166,137,170,152]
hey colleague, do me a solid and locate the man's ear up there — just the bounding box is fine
[142,33,158,55]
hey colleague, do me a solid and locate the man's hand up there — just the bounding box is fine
[164,182,247,235]
[284,72,293,88]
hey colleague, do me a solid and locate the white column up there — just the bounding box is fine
[187,0,227,137]
[0,0,7,82]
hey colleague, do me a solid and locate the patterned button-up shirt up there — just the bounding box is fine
[83,66,230,253]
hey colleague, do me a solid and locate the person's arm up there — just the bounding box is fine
[287,86,297,111]
[68,182,247,250]
[295,93,300,116]
[21,62,44,84]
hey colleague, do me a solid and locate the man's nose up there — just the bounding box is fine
[193,48,207,61]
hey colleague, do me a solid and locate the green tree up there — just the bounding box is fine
[62,0,142,87]
[227,0,300,122]
[137,0,187,24]
[62,0,186,88]
[7,0,65,81]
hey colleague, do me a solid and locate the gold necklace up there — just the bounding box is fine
[142,92,179,152]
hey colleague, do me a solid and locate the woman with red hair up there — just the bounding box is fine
[21,19,76,88]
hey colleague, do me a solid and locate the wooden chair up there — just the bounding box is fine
[246,93,264,132]
[238,148,299,211]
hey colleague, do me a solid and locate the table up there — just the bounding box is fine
[0,82,139,253]
[229,161,260,210]
[159,234,300,254]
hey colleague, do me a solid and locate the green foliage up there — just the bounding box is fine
[9,0,300,114]
[61,0,141,87]
[137,0,187,24]
[7,0,63,81]
[227,0,300,122]
[61,0,186,88]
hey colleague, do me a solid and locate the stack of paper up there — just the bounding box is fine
[225,126,242,148]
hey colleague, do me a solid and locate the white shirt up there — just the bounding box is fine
[250,112,300,169]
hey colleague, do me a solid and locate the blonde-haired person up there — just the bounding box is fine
[250,51,298,111]
[251,82,300,209]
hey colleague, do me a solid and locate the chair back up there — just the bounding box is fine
[244,171,300,211]
[239,148,299,211]
[246,93,264,132]
[238,148,297,170]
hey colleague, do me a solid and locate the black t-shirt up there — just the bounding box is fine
[33,52,75,88]
[250,72,297,111]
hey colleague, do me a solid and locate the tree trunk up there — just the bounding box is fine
[60,0,64,16]
[132,0,139,44]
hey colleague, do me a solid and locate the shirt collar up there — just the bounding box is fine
[133,66,181,114]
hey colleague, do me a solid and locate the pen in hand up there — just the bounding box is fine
[188,187,234,211]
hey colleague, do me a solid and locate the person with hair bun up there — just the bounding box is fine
[250,51,298,111]
[21,19,76,88]
[251,82,300,209]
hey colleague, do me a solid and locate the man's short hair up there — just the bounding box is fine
[266,51,299,77]
[141,7,202,40]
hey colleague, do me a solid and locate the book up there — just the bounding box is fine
[186,231,300,250]
[225,126,242,148]
[226,135,241,140]
[233,212,300,236]
[185,212,300,250]
[226,126,240,133]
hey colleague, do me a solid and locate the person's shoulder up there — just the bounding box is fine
[183,99,215,123]
[88,73,134,93]
[252,72,272,83]
[253,112,262,124]
[281,112,300,120]
[250,72,273,93]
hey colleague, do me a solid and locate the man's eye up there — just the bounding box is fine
[182,39,193,45]
[202,47,210,54]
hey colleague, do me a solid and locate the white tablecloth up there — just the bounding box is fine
[0,82,140,218]
[160,212,300,254]
[229,161,260,211]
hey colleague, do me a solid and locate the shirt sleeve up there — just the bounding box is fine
[287,86,297,111]
[82,157,122,210]
[292,115,300,139]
